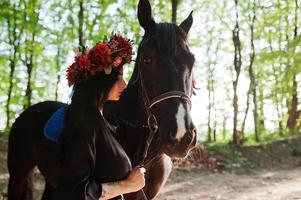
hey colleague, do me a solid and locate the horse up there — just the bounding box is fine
[104,1,197,199]
[7,0,197,199]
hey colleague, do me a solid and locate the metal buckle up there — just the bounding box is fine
[147,114,158,133]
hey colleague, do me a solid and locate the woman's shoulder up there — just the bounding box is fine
[68,106,102,132]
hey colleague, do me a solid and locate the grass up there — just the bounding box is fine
[202,130,301,146]
[202,135,301,172]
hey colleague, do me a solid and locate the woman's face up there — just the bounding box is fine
[107,72,127,101]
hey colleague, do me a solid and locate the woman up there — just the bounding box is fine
[53,34,145,200]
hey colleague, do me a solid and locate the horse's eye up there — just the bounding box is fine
[142,56,152,64]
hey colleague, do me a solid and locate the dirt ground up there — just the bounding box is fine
[156,167,301,200]
[1,136,301,200]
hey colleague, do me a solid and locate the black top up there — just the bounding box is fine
[53,109,132,200]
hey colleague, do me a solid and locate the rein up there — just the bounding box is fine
[137,68,191,200]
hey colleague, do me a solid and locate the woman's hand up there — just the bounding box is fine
[121,166,146,194]
[99,166,145,200]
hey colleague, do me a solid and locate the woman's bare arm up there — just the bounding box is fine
[100,167,145,200]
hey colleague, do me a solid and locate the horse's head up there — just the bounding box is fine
[135,0,197,158]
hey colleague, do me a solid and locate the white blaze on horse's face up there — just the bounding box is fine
[175,103,187,141]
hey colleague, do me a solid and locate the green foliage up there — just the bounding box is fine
[204,135,301,171]
[0,0,299,142]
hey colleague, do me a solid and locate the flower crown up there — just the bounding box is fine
[66,34,133,86]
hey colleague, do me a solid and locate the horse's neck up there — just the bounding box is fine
[120,83,145,123]
[114,84,147,165]
[120,84,163,166]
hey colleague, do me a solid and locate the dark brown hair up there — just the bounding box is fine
[59,68,122,160]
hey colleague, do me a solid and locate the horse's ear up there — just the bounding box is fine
[138,0,155,33]
[179,11,193,34]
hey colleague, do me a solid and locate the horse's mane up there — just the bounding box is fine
[155,23,187,65]
[128,23,188,86]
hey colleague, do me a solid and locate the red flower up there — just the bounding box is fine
[66,34,133,86]
[100,54,112,68]
[66,66,76,85]
[113,57,122,67]
[89,43,113,68]
[75,55,90,70]
[112,35,132,59]
[95,43,110,54]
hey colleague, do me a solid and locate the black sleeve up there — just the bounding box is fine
[53,114,102,200]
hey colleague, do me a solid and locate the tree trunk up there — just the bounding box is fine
[5,3,23,129]
[24,63,33,109]
[286,0,299,131]
[205,30,220,143]
[258,81,265,133]
[222,115,227,141]
[213,128,217,142]
[253,87,259,142]
[22,0,39,109]
[207,86,212,142]
[54,47,61,101]
[212,41,219,142]
[269,38,283,134]
[232,0,242,145]
[171,0,178,23]
[213,85,217,142]
[78,0,85,47]
[207,61,212,142]
[6,59,15,130]
[205,30,213,143]
[233,84,240,144]
[241,86,250,140]
[24,32,36,109]
[287,75,299,130]
[241,0,257,139]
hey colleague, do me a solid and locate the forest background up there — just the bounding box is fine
[0,0,300,146]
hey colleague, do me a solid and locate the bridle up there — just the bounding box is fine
[137,54,192,200]
[138,69,192,165]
